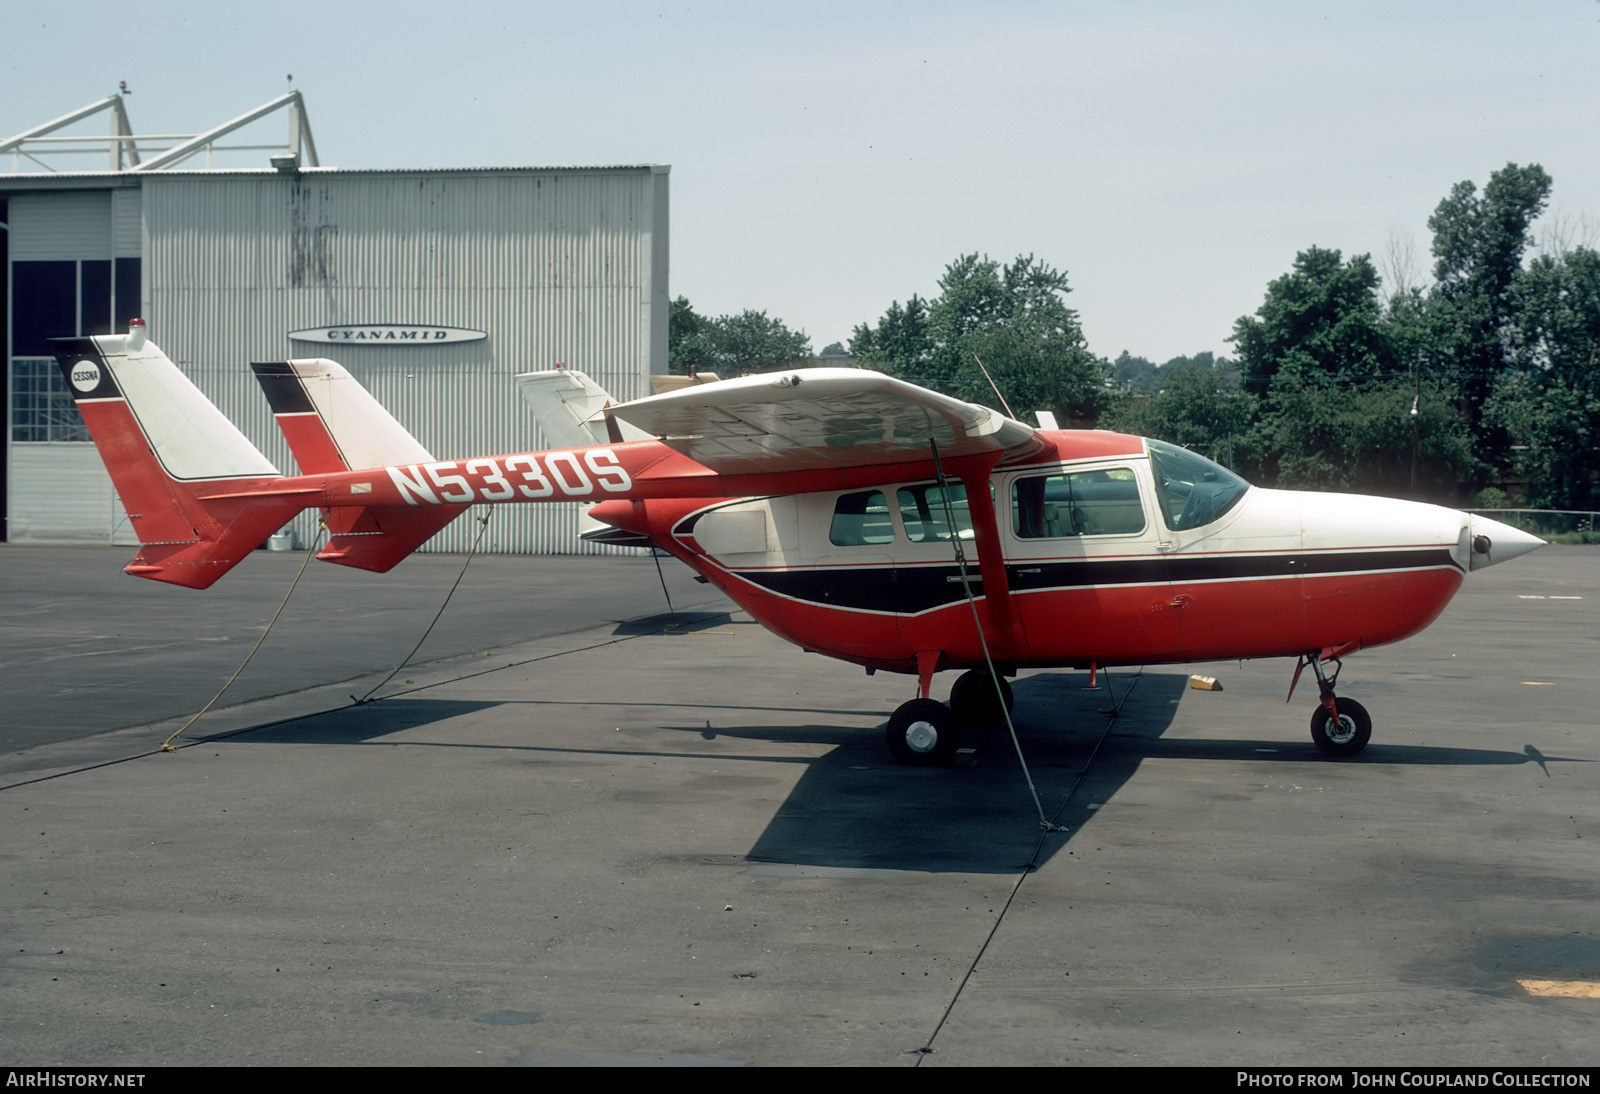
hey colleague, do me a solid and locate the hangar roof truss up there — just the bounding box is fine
[1,89,320,174]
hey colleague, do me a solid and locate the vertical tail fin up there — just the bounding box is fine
[250,358,466,571]
[514,368,659,548]
[515,368,655,448]
[53,328,307,588]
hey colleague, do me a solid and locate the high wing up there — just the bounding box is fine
[605,367,1051,476]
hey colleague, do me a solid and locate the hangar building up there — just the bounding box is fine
[2,91,669,553]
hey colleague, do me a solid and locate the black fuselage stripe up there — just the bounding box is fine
[728,549,1460,614]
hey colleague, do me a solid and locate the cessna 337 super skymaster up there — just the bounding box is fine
[54,321,1544,764]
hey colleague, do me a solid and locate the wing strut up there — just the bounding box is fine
[928,440,1063,833]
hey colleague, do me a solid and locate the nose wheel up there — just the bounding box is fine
[1295,651,1372,757]
[1310,696,1371,756]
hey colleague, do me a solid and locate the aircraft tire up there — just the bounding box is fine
[887,698,960,766]
[1310,697,1372,757]
[949,669,1014,728]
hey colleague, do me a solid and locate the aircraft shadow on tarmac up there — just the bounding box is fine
[235,699,506,745]
[226,672,1571,876]
[662,671,1575,875]
[728,670,1185,874]
[609,611,744,636]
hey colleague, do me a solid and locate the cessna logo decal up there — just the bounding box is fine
[386,450,631,505]
[70,361,102,393]
[288,325,487,345]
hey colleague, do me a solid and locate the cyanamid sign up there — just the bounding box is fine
[288,324,487,345]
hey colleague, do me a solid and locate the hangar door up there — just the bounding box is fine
[6,190,142,543]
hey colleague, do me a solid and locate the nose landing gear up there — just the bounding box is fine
[1293,651,1372,757]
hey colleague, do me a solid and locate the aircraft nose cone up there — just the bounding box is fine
[1467,514,1546,571]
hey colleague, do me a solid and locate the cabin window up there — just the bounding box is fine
[1146,440,1249,531]
[829,490,896,546]
[896,482,972,542]
[1011,467,1145,538]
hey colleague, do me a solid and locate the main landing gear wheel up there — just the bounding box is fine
[886,698,960,766]
[948,669,1014,728]
[1309,697,1372,757]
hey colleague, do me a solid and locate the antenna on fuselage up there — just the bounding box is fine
[971,353,1016,419]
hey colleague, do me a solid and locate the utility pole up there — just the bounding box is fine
[1409,352,1422,496]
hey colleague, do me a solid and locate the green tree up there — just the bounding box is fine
[1100,361,1256,468]
[849,295,932,377]
[700,310,812,375]
[669,297,813,376]
[1228,245,1482,496]
[1110,351,1160,392]
[1427,163,1552,425]
[1261,378,1476,496]
[1484,245,1600,508]
[668,296,710,374]
[852,254,1108,424]
[1483,372,1600,509]
[1231,247,1389,392]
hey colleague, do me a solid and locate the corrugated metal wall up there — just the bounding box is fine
[138,166,668,554]
[111,188,141,258]
[7,191,111,261]
[6,445,114,541]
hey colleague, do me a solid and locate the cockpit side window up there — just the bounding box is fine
[1012,467,1145,538]
[1146,440,1250,531]
[829,490,896,546]
[896,482,972,542]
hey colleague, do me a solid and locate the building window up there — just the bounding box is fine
[10,358,89,443]
[8,256,138,444]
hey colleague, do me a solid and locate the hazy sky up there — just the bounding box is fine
[6,1,1598,363]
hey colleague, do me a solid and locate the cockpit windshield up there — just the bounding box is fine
[1146,440,1250,531]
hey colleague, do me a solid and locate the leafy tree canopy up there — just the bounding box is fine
[668,296,812,376]
[1100,361,1255,468]
[1427,163,1554,422]
[851,253,1109,424]
[1231,247,1389,390]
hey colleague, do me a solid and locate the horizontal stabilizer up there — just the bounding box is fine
[318,503,470,572]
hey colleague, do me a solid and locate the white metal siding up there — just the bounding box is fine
[138,167,666,555]
[6,444,113,541]
[111,188,141,258]
[9,192,112,260]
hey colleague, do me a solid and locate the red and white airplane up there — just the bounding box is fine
[54,322,1544,763]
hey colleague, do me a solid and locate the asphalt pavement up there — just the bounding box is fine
[1,543,1595,1067]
